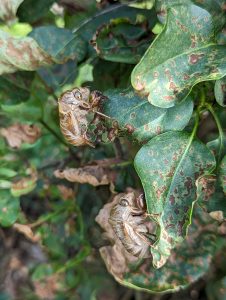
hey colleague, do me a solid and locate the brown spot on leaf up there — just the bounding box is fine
[183,73,190,80]
[163,95,175,101]
[189,53,204,65]
[170,195,175,205]
[125,124,135,134]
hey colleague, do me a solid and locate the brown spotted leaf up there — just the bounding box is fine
[13,223,40,242]
[215,76,226,107]
[196,174,226,222]
[131,1,226,108]
[0,27,86,75]
[103,87,193,143]
[97,197,225,292]
[0,123,41,149]
[0,30,53,74]
[134,131,216,268]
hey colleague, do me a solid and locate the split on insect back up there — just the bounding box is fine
[58,87,119,147]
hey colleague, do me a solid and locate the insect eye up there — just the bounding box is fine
[73,90,82,100]
[119,198,129,207]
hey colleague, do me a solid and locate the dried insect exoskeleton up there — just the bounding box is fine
[58,87,117,147]
[109,191,155,258]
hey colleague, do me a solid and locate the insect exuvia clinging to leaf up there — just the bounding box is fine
[58,87,116,147]
[109,191,155,258]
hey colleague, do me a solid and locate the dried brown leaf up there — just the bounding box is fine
[54,165,115,187]
[0,0,24,23]
[13,223,40,242]
[209,211,224,222]
[33,274,62,300]
[57,184,75,200]
[0,123,41,148]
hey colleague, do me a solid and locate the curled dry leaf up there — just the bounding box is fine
[58,87,118,147]
[0,0,24,23]
[11,168,38,197]
[54,164,116,187]
[13,223,40,242]
[0,123,41,149]
[209,211,224,222]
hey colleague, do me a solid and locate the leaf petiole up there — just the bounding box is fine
[205,103,224,163]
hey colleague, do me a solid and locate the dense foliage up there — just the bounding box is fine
[0,0,225,299]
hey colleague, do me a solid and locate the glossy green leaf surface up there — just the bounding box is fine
[215,76,226,107]
[131,2,226,108]
[103,87,193,143]
[0,191,19,226]
[134,131,215,268]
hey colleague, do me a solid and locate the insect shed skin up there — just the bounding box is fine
[109,191,153,259]
[58,87,107,147]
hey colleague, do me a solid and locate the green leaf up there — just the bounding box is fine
[206,276,226,300]
[0,71,34,103]
[131,2,226,108]
[0,180,12,189]
[87,59,134,91]
[207,136,226,162]
[103,87,194,143]
[29,26,87,64]
[1,98,42,121]
[220,155,226,194]
[215,76,226,107]
[37,60,77,91]
[17,0,55,23]
[0,190,19,226]
[73,4,157,42]
[196,175,226,221]
[0,26,87,75]
[0,0,24,23]
[134,131,216,268]
[10,177,36,197]
[92,17,155,64]
[217,26,226,45]
[0,168,17,178]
